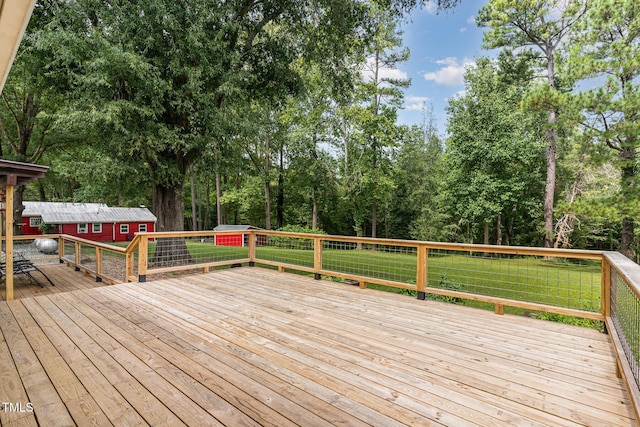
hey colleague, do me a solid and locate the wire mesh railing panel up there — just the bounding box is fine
[254,234,315,269]
[79,244,97,271]
[610,268,640,390]
[9,237,60,264]
[322,240,417,284]
[63,240,76,263]
[147,235,249,269]
[427,249,602,312]
[102,250,128,282]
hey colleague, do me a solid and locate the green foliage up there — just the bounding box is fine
[564,0,640,255]
[429,274,464,304]
[38,222,55,234]
[442,57,546,244]
[535,311,603,330]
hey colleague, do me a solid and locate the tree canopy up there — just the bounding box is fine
[4,0,640,259]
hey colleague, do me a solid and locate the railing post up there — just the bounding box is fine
[74,241,81,271]
[95,247,103,282]
[137,233,148,283]
[125,251,134,282]
[314,236,322,280]
[416,244,427,300]
[58,236,64,263]
[248,231,256,267]
[602,256,611,319]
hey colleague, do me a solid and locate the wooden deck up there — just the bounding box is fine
[0,266,637,426]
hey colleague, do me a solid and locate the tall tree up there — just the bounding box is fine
[443,57,546,246]
[478,0,587,247]
[282,67,332,230]
[359,5,410,239]
[567,0,640,257]
[43,0,382,235]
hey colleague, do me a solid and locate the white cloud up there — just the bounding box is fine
[404,95,430,111]
[436,57,459,66]
[424,57,475,86]
[466,15,476,24]
[362,56,408,82]
[460,27,467,33]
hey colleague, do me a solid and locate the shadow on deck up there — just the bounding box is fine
[0,262,110,301]
[0,267,637,426]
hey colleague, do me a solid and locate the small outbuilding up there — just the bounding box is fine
[21,201,156,242]
[213,225,264,247]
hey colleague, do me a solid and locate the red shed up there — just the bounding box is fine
[21,201,156,242]
[213,225,264,247]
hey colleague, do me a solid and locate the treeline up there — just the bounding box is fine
[1,0,638,258]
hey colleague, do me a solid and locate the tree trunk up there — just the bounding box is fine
[37,181,47,202]
[543,109,557,248]
[205,180,210,230]
[312,190,318,230]
[542,40,558,249]
[264,138,271,230]
[371,201,377,239]
[483,221,489,246]
[277,146,284,229]
[215,170,223,226]
[13,185,25,236]
[311,133,319,230]
[189,165,198,231]
[264,180,271,230]
[150,182,191,265]
[496,214,502,245]
[355,219,364,250]
[620,146,636,258]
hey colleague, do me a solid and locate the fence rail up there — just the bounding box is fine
[2,230,638,418]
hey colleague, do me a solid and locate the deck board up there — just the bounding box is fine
[0,266,637,426]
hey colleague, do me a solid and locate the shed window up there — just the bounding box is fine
[78,223,88,234]
[30,217,42,228]
[138,224,147,232]
[92,223,102,233]
[120,224,129,234]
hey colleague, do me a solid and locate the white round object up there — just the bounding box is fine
[38,238,58,254]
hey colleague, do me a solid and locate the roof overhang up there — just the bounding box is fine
[0,159,48,187]
[0,0,38,93]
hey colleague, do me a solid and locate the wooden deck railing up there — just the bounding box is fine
[3,230,638,418]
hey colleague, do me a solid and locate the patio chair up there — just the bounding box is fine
[0,253,55,288]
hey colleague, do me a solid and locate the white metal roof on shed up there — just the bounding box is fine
[213,225,263,231]
[22,201,156,224]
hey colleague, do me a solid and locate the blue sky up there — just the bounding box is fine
[393,0,491,136]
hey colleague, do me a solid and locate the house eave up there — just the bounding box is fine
[0,0,37,93]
